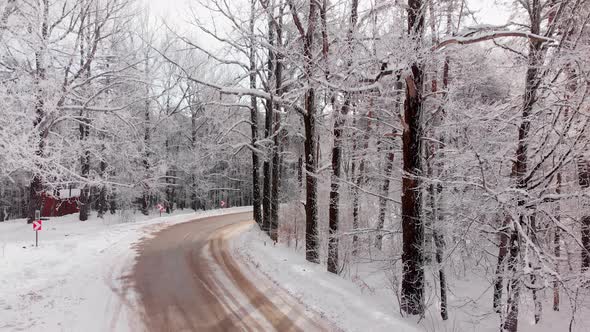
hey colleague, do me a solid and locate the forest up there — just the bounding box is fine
[1,0,590,331]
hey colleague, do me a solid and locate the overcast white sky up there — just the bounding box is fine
[144,0,512,29]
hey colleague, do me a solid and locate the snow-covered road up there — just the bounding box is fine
[0,207,251,331]
[131,211,329,331]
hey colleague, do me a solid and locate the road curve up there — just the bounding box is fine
[132,211,330,331]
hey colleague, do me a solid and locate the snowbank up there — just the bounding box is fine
[232,224,590,332]
[232,224,421,332]
[0,207,251,331]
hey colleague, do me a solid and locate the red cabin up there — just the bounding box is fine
[40,189,80,217]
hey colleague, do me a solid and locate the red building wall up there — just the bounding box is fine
[40,192,80,217]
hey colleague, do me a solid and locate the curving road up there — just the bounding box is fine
[132,211,329,331]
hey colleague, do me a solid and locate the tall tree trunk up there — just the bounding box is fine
[141,80,151,216]
[269,5,284,242]
[190,100,200,211]
[351,110,373,256]
[504,2,543,330]
[328,0,358,274]
[375,76,402,250]
[78,11,92,222]
[79,111,91,221]
[374,145,394,250]
[400,0,426,315]
[28,0,49,223]
[97,153,108,218]
[262,4,275,235]
[554,172,562,311]
[327,97,347,272]
[303,91,319,263]
[493,213,512,312]
[249,0,262,227]
[427,2,452,319]
[286,0,320,263]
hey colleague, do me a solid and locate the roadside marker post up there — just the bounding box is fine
[156,204,165,216]
[33,210,42,247]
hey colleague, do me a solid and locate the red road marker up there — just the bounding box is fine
[33,220,42,231]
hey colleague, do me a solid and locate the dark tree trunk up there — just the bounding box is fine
[28,0,49,223]
[141,53,152,216]
[582,216,590,271]
[578,157,590,271]
[328,98,347,272]
[79,111,91,221]
[504,2,543,330]
[328,0,358,274]
[269,6,284,242]
[554,173,562,311]
[400,0,426,316]
[286,0,320,264]
[504,225,522,332]
[109,190,117,214]
[493,214,511,312]
[249,0,262,227]
[303,92,319,263]
[141,101,150,216]
[97,154,108,218]
[262,9,275,235]
[375,139,394,250]
[351,112,372,256]
[270,115,281,242]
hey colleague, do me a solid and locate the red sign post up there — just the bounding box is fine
[33,220,42,247]
[156,204,165,216]
[220,200,226,208]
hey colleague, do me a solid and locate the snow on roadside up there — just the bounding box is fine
[232,224,421,332]
[0,206,252,332]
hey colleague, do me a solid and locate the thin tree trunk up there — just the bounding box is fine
[269,6,284,242]
[375,148,394,250]
[141,79,151,216]
[79,111,91,221]
[328,0,358,274]
[97,130,108,218]
[493,214,511,312]
[554,172,562,311]
[375,76,402,250]
[351,109,373,256]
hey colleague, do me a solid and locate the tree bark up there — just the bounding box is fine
[262,4,275,235]
[78,111,91,221]
[249,0,262,227]
[375,74,402,250]
[400,0,426,315]
[504,2,543,330]
[554,173,562,311]
[28,0,49,223]
[287,0,320,263]
[141,81,151,216]
[328,0,358,274]
[351,110,373,256]
[269,5,284,242]
[493,214,511,312]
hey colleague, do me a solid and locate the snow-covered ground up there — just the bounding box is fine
[233,224,421,332]
[0,207,251,332]
[233,224,590,332]
[3,207,587,332]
